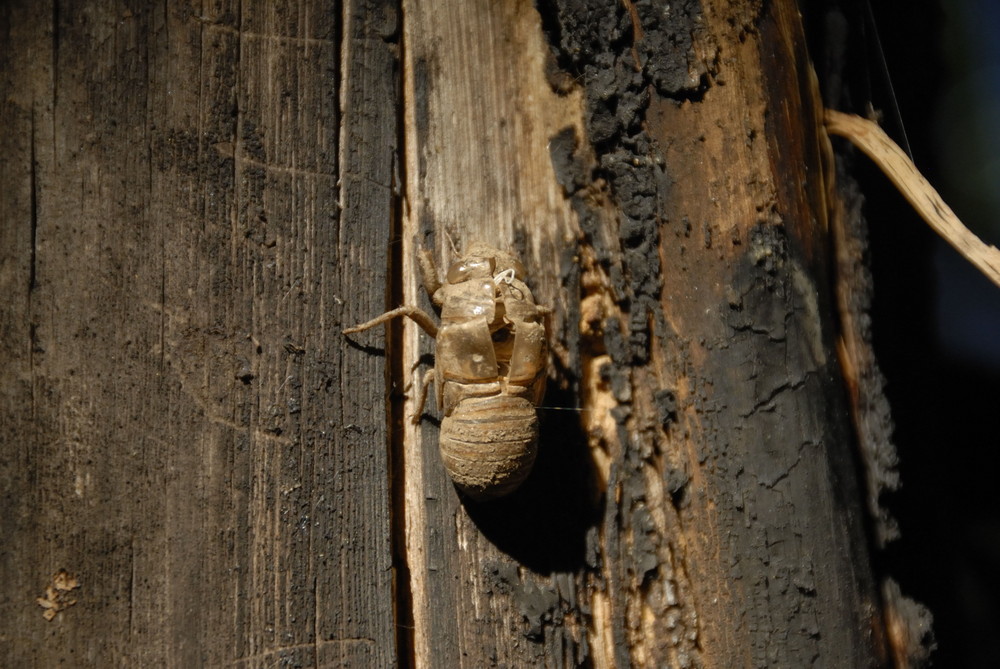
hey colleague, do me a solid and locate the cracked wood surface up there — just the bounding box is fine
[396,0,888,667]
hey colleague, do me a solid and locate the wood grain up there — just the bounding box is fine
[0,1,397,665]
[0,0,914,666]
[398,1,591,665]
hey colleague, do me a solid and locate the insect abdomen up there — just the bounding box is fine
[438,394,538,500]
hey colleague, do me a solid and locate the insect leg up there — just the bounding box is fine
[417,247,444,306]
[410,369,435,424]
[343,305,439,338]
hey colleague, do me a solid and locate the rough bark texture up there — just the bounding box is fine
[0,1,398,666]
[395,0,891,667]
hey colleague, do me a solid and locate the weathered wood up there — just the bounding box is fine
[397,0,602,666]
[0,1,398,665]
[396,0,895,666]
[2,0,925,666]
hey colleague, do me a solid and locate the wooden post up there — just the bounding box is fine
[1,0,934,666]
[1,2,397,665]
[397,0,908,666]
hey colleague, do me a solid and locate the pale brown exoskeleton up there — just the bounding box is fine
[343,243,548,500]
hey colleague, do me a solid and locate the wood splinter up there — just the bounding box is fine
[825,109,1000,289]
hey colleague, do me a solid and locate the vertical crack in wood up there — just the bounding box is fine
[388,4,414,667]
[29,107,38,294]
[232,1,243,270]
[51,0,59,132]
[28,106,38,419]
[388,74,415,669]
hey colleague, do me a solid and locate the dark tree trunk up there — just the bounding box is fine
[1,0,932,667]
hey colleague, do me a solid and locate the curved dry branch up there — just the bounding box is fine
[825,109,1000,289]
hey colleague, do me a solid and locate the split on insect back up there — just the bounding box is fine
[343,243,548,501]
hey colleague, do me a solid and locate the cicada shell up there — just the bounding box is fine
[344,243,548,500]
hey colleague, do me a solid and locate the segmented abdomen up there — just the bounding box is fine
[438,394,538,500]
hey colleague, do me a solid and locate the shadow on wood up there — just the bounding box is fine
[461,383,599,574]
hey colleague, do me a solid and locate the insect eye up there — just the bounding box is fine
[447,256,495,284]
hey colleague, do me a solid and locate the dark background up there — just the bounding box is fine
[809,1,1000,666]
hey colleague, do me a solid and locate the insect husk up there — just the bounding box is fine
[344,243,548,500]
[439,394,539,500]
